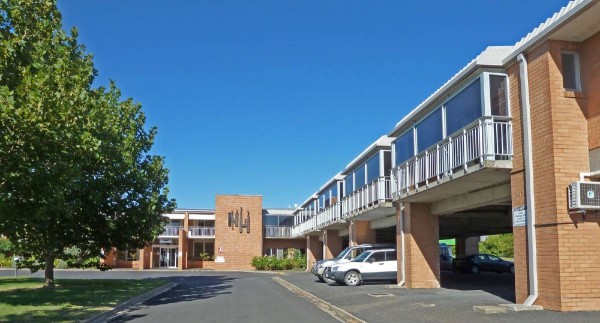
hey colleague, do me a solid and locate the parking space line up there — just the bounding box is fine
[272,276,366,323]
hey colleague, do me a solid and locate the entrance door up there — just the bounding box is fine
[159,247,178,268]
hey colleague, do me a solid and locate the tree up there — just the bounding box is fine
[479,234,514,257]
[0,0,176,286]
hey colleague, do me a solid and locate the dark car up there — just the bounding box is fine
[452,254,514,274]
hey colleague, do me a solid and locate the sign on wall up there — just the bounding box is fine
[512,206,527,227]
[228,207,250,233]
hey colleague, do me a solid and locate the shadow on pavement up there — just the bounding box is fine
[440,271,515,302]
[111,275,236,322]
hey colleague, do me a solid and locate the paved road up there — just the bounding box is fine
[3,269,600,323]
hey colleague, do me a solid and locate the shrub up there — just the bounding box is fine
[251,248,307,271]
[479,234,514,257]
[0,254,12,267]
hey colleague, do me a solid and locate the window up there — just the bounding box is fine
[416,108,443,151]
[445,79,482,135]
[393,130,414,166]
[385,251,397,261]
[383,151,392,176]
[191,242,214,260]
[489,75,509,116]
[562,52,581,91]
[355,164,366,189]
[366,154,380,183]
[344,175,354,197]
[117,248,140,261]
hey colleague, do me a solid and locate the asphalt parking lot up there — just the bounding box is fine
[280,271,600,323]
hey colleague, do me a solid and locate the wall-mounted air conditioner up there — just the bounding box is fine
[568,181,600,210]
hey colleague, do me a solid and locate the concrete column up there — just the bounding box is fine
[349,220,376,246]
[403,203,440,288]
[455,237,480,258]
[323,230,343,259]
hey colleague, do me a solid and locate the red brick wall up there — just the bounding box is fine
[214,195,263,270]
[508,35,600,311]
[306,235,323,268]
[323,230,343,259]
[404,203,439,288]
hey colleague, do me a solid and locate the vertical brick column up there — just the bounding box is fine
[140,246,152,269]
[403,203,440,288]
[349,220,376,246]
[306,235,322,269]
[178,228,187,270]
[214,195,263,270]
[323,229,343,259]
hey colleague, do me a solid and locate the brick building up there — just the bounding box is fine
[106,0,600,312]
[293,0,600,312]
[104,195,305,271]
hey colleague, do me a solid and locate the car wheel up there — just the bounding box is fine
[470,265,480,274]
[344,270,361,286]
[317,275,325,283]
[509,265,515,274]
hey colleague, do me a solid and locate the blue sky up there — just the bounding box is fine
[57,0,568,209]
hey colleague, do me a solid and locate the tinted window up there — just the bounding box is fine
[446,80,482,135]
[344,175,354,197]
[394,130,414,166]
[416,108,443,151]
[383,151,392,176]
[352,251,371,262]
[366,154,380,183]
[355,164,366,189]
[562,52,580,90]
[368,252,385,262]
[489,75,509,116]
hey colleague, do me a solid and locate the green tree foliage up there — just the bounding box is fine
[0,1,175,286]
[479,234,514,257]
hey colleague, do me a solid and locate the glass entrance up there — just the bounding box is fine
[159,247,178,268]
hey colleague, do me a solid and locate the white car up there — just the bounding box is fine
[327,248,397,286]
[312,243,393,283]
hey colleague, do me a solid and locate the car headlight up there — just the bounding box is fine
[317,263,324,268]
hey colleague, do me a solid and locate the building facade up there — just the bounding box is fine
[104,195,304,271]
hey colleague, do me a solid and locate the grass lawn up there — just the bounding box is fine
[0,276,168,322]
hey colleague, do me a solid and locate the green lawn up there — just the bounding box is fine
[0,277,168,322]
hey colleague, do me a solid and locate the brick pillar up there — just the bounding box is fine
[178,228,188,270]
[102,248,117,267]
[455,237,479,258]
[404,202,440,288]
[306,235,322,270]
[323,229,343,259]
[349,220,376,246]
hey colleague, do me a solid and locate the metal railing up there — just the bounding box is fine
[159,226,181,237]
[263,226,293,238]
[341,176,391,219]
[188,226,215,238]
[391,116,512,197]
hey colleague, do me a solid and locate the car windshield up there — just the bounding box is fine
[351,251,372,262]
[335,247,352,260]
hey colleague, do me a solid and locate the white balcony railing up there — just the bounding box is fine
[391,116,512,197]
[341,176,391,219]
[159,226,181,237]
[188,226,215,238]
[263,226,293,238]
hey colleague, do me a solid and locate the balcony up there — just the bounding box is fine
[159,226,181,238]
[188,226,215,238]
[391,116,513,202]
[263,226,293,238]
[341,176,392,220]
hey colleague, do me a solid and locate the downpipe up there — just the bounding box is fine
[397,203,406,287]
[517,53,539,306]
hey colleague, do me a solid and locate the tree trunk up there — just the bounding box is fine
[44,254,55,287]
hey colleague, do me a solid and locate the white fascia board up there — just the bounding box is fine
[163,214,185,220]
[189,214,216,220]
[263,208,295,215]
[342,136,395,174]
[315,173,345,195]
[502,0,592,65]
